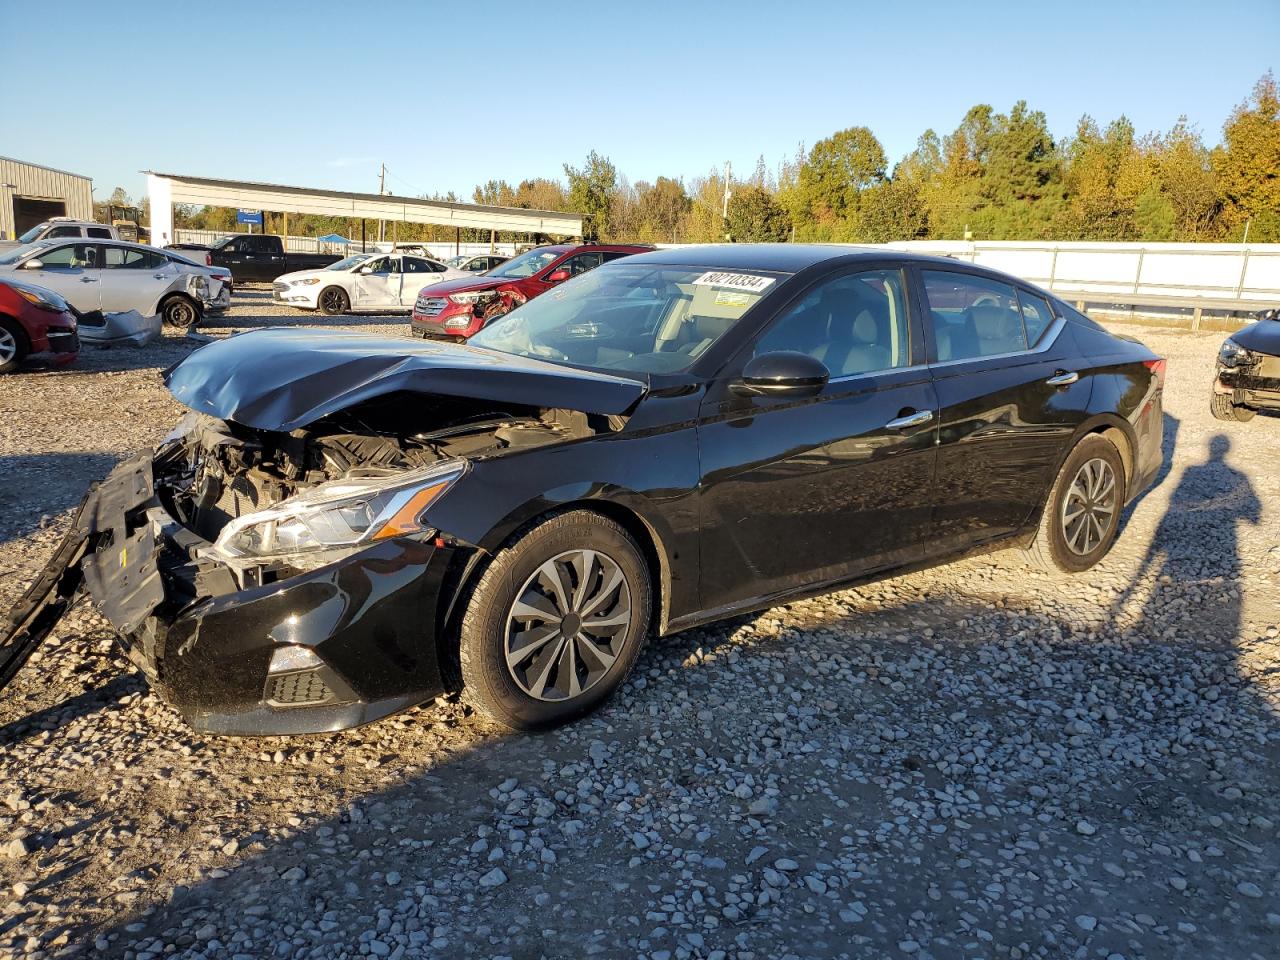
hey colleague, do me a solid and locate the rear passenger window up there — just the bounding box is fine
[87,227,112,239]
[1017,291,1055,345]
[755,269,911,376]
[922,271,1027,361]
[104,248,165,269]
[46,226,80,238]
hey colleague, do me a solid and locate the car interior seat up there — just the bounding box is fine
[969,303,1025,355]
[815,286,890,376]
[679,314,737,359]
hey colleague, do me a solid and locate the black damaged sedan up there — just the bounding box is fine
[3,246,1166,735]
[1211,307,1280,422]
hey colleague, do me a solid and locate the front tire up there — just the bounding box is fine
[0,318,29,373]
[318,286,350,316]
[1210,392,1255,422]
[1023,434,1127,575]
[161,294,200,328]
[458,511,652,730]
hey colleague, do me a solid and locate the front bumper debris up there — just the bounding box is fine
[1214,357,1280,410]
[1,455,459,736]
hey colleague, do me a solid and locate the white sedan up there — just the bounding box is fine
[272,253,469,315]
[0,238,230,327]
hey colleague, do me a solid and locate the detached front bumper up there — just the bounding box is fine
[72,456,459,735]
[1214,358,1280,410]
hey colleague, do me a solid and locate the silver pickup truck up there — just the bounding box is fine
[0,218,121,255]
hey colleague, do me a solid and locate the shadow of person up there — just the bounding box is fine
[1114,433,1259,647]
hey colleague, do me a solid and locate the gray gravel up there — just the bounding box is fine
[0,293,1277,960]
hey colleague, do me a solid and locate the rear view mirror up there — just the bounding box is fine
[731,351,829,398]
[20,258,43,270]
[546,269,571,283]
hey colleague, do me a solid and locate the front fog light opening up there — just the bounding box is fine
[269,644,323,673]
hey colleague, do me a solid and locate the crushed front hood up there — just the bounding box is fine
[1233,318,1280,357]
[164,328,647,431]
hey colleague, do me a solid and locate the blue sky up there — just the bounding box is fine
[2,0,1275,205]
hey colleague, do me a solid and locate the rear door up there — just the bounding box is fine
[697,265,938,613]
[919,268,1092,550]
[99,246,177,313]
[20,242,104,312]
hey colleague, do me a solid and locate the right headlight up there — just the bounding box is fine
[448,291,497,305]
[208,460,466,563]
[1218,338,1254,368]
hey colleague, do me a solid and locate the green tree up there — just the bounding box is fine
[855,178,929,242]
[564,150,618,241]
[726,185,790,242]
[635,177,692,242]
[1158,119,1220,239]
[1213,72,1280,241]
[795,126,887,238]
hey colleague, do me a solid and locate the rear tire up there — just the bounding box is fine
[0,317,30,374]
[458,510,652,730]
[161,294,199,328]
[318,286,349,316]
[1210,393,1255,422]
[1023,434,1127,575]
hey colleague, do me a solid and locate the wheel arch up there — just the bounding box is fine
[158,290,200,321]
[432,491,674,690]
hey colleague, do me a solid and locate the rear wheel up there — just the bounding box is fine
[161,294,199,328]
[0,318,29,374]
[1210,392,1255,422]
[459,511,651,730]
[318,286,350,316]
[1023,434,1127,575]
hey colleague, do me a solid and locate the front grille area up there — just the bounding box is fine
[272,282,289,297]
[266,670,335,706]
[46,329,79,353]
[417,296,446,317]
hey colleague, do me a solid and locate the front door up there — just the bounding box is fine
[919,268,1093,551]
[697,266,938,614]
[354,255,402,308]
[398,256,448,307]
[18,242,104,312]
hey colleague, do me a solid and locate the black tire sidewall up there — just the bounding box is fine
[460,512,651,730]
[0,318,30,373]
[1043,436,1127,574]
[163,296,198,328]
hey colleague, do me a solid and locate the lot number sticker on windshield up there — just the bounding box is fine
[692,271,776,294]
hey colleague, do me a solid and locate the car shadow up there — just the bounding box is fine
[7,433,1275,959]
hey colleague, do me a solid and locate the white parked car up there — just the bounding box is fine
[0,238,230,327]
[0,218,120,255]
[272,253,470,315]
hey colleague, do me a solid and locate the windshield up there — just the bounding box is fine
[486,247,561,279]
[468,262,784,374]
[210,236,237,250]
[444,255,466,267]
[17,223,49,243]
[326,254,371,271]
[0,242,48,265]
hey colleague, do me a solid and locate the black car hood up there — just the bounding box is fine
[1233,318,1280,356]
[164,328,647,431]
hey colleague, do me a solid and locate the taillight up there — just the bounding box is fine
[205,253,212,266]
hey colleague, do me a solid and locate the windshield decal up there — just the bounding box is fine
[692,271,776,294]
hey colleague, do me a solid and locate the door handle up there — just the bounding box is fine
[1046,370,1079,386]
[153,274,167,279]
[885,409,934,430]
[80,277,98,283]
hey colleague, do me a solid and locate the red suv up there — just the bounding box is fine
[0,278,79,373]
[410,243,652,341]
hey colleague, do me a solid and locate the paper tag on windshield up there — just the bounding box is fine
[692,271,775,294]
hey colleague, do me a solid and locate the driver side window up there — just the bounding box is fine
[754,269,911,377]
[35,244,99,269]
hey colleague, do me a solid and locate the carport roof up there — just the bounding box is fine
[144,171,583,236]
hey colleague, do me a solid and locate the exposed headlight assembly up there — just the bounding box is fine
[208,460,466,564]
[448,291,497,305]
[1218,338,1255,368]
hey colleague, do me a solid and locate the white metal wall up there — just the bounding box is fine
[0,157,94,239]
[881,240,1280,307]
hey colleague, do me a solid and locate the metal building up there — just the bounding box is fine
[0,157,94,240]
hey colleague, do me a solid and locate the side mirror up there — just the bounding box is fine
[731,351,829,398]
[357,266,373,274]
[546,268,571,283]
[20,258,44,270]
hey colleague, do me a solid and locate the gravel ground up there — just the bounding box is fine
[0,292,1277,960]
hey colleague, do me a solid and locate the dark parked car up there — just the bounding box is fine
[410,242,653,340]
[1211,307,1280,422]
[2,245,1165,735]
[0,277,78,372]
[198,234,343,283]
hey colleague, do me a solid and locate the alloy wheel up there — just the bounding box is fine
[321,289,346,313]
[504,549,632,702]
[1061,457,1117,555]
[0,327,16,364]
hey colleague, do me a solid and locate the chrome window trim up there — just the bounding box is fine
[826,362,930,385]
[926,314,1066,370]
